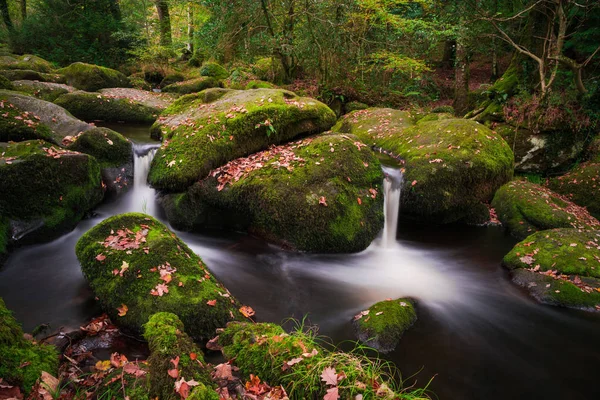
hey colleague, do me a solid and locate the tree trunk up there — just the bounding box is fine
[20,0,26,20]
[154,0,172,46]
[441,39,456,69]
[0,0,13,32]
[453,35,470,116]
[108,0,121,21]
[187,3,194,53]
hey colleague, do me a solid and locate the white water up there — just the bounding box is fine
[122,144,159,216]
[381,165,403,248]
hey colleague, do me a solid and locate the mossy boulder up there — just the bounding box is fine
[0,69,65,83]
[0,298,58,394]
[99,88,177,111]
[333,109,514,223]
[0,90,92,143]
[148,88,337,191]
[54,91,159,123]
[0,140,104,243]
[0,54,53,73]
[549,163,600,220]
[56,62,130,92]
[159,72,186,88]
[0,74,14,90]
[75,213,243,339]
[503,229,600,310]
[217,322,428,400]
[345,101,369,113]
[199,62,229,80]
[143,312,214,400]
[13,80,75,102]
[252,57,285,84]
[160,134,383,253]
[161,77,223,95]
[492,180,600,240]
[352,298,416,353]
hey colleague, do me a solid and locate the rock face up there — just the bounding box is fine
[161,77,222,95]
[503,229,600,310]
[0,69,65,83]
[0,298,58,394]
[148,88,336,191]
[161,134,384,253]
[54,91,159,123]
[75,213,243,340]
[352,298,417,353]
[549,163,600,220]
[0,140,104,243]
[13,80,75,102]
[492,180,600,240]
[98,88,177,110]
[333,108,514,223]
[0,54,54,72]
[0,90,92,143]
[56,62,129,91]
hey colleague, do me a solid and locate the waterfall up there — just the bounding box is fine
[381,166,403,248]
[126,143,159,216]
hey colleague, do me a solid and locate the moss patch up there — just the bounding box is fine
[161,134,383,253]
[162,77,223,95]
[0,97,54,142]
[148,88,336,191]
[0,74,14,90]
[333,109,514,223]
[245,80,276,90]
[13,80,75,102]
[0,140,104,242]
[0,298,58,394]
[67,127,132,169]
[199,62,229,80]
[0,54,54,73]
[492,180,600,240]
[75,213,243,340]
[503,228,600,310]
[549,163,600,220]
[56,62,129,92]
[252,57,285,84]
[353,298,416,353]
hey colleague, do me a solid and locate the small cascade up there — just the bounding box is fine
[127,143,160,216]
[381,166,403,248]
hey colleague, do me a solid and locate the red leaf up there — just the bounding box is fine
[323,386,339,400]
[357,197,362,205]
[239,305,255,318]
[319,196,328,207]
[207,299,217,306]
[96,254,106,261]
[321,366,338,386]
[170,356,180,369]
[189,352,197,361]
[168,369,179,379]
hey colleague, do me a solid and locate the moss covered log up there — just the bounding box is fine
[56,62,129,92]
[333,109,514,223]
[549,163,600,220]
[492,180,600,240]
[503,229,600,310]
[353,298,416,353]
[148,88,336,191]
[162,77,222,95]
[75,213,243,339]
[160,134,384,253]
[0,298,58,394]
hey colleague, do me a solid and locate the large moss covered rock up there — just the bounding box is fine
[199,62,229,80]
[0,69,65,83]
[0,54,53,72]
[352,298,416,353]
[99,88,177,111]
[0,90,92,143]
[251,57,285,84]
[492,180,600,240]
[56,62,129,92]
[75,213,243,339]
[160,134,384,253]
[161,77,223,95]
[0,298,58,394]
[549,163,600,220]
[503,229,600,310]
[54,91,159,123]
[148,88,336,191]
[0,140,104,243]
[13,80,75,102]
[333,109,514,223]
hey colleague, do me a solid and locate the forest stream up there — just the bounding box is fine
[1,124,599,400]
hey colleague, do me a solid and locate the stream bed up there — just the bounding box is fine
[1,124,599,400]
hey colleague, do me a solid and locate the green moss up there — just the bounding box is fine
[345,101,369,113]
[162,77,222,95]
[143,313,212,399]
[56,62,129,92]
[492,180,600,240]
[161,134,383,253]
[0,140,104,241]
[0,298,58,394]
[188,384,220,400]
[431,105,455,114]
[159,72,186,88]
[503,229,600,310]
[0,99,54,142]
[148,88,337,191]
[12,80,73,102]
[54,91,158,123]
[245,80,276,90]
[129,72,153,91]
[199,62,229,80]
[252,57,285,84]
[67,127,132,168]
[75,213,243,339]
[353,299,416,353]
[549,163,600,219]
[0,54,53,73]
[333,109,514,223]
[0,74,14,89]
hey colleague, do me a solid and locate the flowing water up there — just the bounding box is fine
[1,125,599,400]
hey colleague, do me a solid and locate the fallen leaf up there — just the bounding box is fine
[117,304,128,317]
[324,386,339,400]
[207,299,217,306]
[319,196,328,207]
[96,254,106,262]
[239,305,255,318]
[321,366,338,386]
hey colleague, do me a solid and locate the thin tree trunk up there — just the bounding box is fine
[187,3,194,53]
[490,0,498,80]
[20,0,26,20]
[154,0,172,46]
[441,39,456,68]
[0,0,13,32]
[453,32,470,116]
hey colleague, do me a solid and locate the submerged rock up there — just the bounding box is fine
[352,298,416,353]
[56,62,129,92]
[549,163,600,220]
[160,134,384,253]
[0,297,58,394]
[333,109,514,223]
[503,229,600,311]
[13,80,75,102]
[75,213,243,339]
[148,88,336,191]
[0,140,104,243]
[161,77,222,95]
[492,180,600,240]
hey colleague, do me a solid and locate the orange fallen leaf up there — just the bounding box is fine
[117,304,128,317]
[239,305,255,318]
[207,299,217,306]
